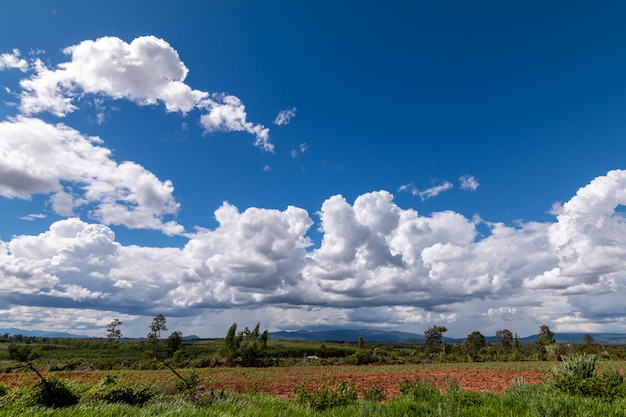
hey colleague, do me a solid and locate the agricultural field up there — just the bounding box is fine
[2,334,626,415]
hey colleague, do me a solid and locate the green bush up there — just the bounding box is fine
[399,377,439,401]
[0,383,7,397]
[10,378,80,408]
[360,384,386,402]
[81,374,159,405]
[551,354,626,398]
[294,380,357,410]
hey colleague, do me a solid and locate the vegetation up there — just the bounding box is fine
[3,323,626,415]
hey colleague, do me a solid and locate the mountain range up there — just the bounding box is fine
[2,327,626,344]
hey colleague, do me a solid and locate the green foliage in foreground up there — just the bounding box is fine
[2,355,626,416]
[3,384,626,417]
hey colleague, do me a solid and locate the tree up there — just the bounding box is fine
[220,322,269,366]
[537,325,555,346]
[166,331,183,356]
[424,326,447,355]
[583,334,595,345]
[495,329,513,350]
[465,331,486,360]
[8,344,46,383]
[106,319,123,345]
[535,325,556,360]
[147,314,168,346]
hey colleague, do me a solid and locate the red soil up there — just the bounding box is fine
[0,365,549,401]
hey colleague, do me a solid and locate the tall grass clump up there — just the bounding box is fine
[294,380,357,410]
[551,353,625,398]
[81,374,159,405]
[7,378,80,408]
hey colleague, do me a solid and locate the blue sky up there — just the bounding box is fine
[1,1,626,339]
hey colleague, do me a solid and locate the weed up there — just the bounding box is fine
[360,384,386,402]
[9,378,80,408]
[398,377,439,401]
[81,374,159,405]
[551,354,626,398]
[294,380,358,410]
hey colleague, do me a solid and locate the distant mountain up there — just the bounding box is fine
[0,327,90,338]
[270,329,626,344]
[270,329,425,343]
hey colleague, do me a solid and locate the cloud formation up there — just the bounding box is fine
[398,181,454,200]
[274,107,297,126]
[12,36,272,150]
[0,116,183,234]
[2,35,626,338]
[2,170,626,336]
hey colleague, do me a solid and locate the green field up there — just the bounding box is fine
[2,335,626,415]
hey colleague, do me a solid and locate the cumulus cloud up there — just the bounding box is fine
[0,49,29,72]
[0,116,183,234]
[273,107,297,125]
[16,36,272,150]
[198,94,273,152]
[2,159,626,337]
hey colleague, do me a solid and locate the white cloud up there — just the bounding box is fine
[0,116,183,234]
[19,36,206,116]
[273,107,297,125]
[0,49,29,72]
[398,181,454,201]
[15,36,272,150]
[459,175,479,191]
[198,94,273,152]
[4,165,626,338]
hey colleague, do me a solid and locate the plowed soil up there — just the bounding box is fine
[0,364,549,401]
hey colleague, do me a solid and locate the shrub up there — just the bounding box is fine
[399,377,439,401]
[11,378,80,408]
[0,383,7,397]
[294,380,357,410]
[551,354,626,398]
[174,369,201,393]
[360,384,386,402]
[81,374,159,405]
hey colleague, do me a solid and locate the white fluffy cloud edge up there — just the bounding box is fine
[2,170,626,338]
[1,35,626,338]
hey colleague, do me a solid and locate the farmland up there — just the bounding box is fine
[2,335,626,415]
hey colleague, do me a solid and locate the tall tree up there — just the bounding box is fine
[424,326,448,354]
[147,314,168,346]
[465,330,486,359]
[106,319,123,345]
[495,329,513,350]
[8,344,46,383]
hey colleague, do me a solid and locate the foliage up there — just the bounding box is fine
[551,354,626,398]
[360,384,386,402]
[81,374,158,405]
[7,344,46,382]
[424,326,447,353]
[220,322,269,366]
[0,384,6,397]
[536,325,556,359]
[464,331,486,361]
[174,370,201,394]
[495,329,513,349]
[106,319,123,345]
[9,378,80,408]
[294,380,357,410]
[399,377,439,401]
[147,314,168,346]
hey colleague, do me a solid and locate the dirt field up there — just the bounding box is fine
[0,364,550,401]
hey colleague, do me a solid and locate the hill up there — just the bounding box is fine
[270,329,626,344]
